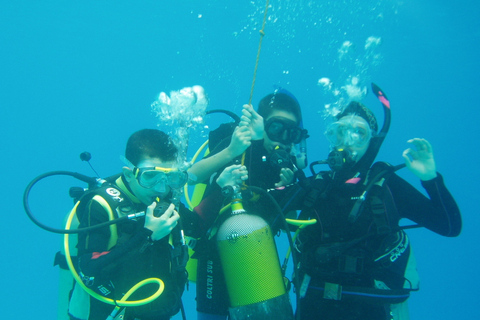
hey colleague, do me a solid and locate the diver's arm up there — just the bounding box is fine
[193,165,248,232]
[420,174,462,236]
[388,173,462,237]
[396,138,461,236]
[189,126,252,184]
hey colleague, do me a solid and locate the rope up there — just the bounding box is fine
[242,0,270,170]
[248,0,270,106]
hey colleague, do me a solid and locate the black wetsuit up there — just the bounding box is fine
[69,176,197,320]
[194,122,291,317]
[281,162,462,320]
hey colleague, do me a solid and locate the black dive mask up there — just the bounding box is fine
[265,117,307,145]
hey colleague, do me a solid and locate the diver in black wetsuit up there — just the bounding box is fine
[282,100,461,320]
[67,129,191,320]
[189,91,308,320]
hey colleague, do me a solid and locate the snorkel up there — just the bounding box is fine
[353,83,391,174]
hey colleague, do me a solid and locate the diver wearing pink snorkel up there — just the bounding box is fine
[280,84,461,320]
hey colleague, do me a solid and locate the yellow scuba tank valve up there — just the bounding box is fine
[216,186,293,320]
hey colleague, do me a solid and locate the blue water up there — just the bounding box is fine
[1,1,478,319]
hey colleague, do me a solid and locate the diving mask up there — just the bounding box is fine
[265,116,307,145]
[133,166,188,190]
[325,115,372,148]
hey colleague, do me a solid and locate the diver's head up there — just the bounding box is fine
[337,101,378,133]
[326,101,378,163]
[258,92,302,123]
[122,129,187,205]
[258,92,305,153]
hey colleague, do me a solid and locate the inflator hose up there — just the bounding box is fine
[23,171,134,234]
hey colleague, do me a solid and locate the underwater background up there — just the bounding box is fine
[1,1,478,319]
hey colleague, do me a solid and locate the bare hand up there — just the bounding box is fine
[239,104,264,140]
[275,168,295,188]
[144,202,179,241]
[216,164,249,188]
[227,126,252,158]
[402,138,437,181]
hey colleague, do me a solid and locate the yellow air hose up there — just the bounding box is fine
[184,139,210,209]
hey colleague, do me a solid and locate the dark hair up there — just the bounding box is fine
[337,101,378,133]
[257,92,302,124]
[125,129,178,166]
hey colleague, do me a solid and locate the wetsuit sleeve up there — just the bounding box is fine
[387,173,462,237]
[194,188,226,233]
[76,200,153,292]
[207,122,236,156]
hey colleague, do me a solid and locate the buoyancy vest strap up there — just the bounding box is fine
[299,174,330,221]
[91,195,119,250]
[309,280,411,304]
[370,194,391,235]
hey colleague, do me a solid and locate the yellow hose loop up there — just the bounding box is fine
[183,183,194,210]
[64,202,165,307]
[184,139,210,209]
[191,140,210,164]
[283,219,317,266]
[285,218,317,229]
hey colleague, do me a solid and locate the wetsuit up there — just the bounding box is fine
[194,122,292,318]
[282,162,462,320]
[68,176,197,320]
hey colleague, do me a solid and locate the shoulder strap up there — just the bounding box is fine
[369,193,391,235]
[297,173,331,221]
[302,172,331,209]
[90,195,119,250]
[81,184,135,250]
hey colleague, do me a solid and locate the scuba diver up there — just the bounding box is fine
[280,88,462,319]
[60,129,241,320]
[66,129,193,320]
[188,91,309,320]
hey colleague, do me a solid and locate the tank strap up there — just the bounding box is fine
[302,173,330,209]
[297,173,332,222]
[370,194,391,235]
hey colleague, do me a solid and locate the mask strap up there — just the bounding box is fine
[120,155,135,170]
